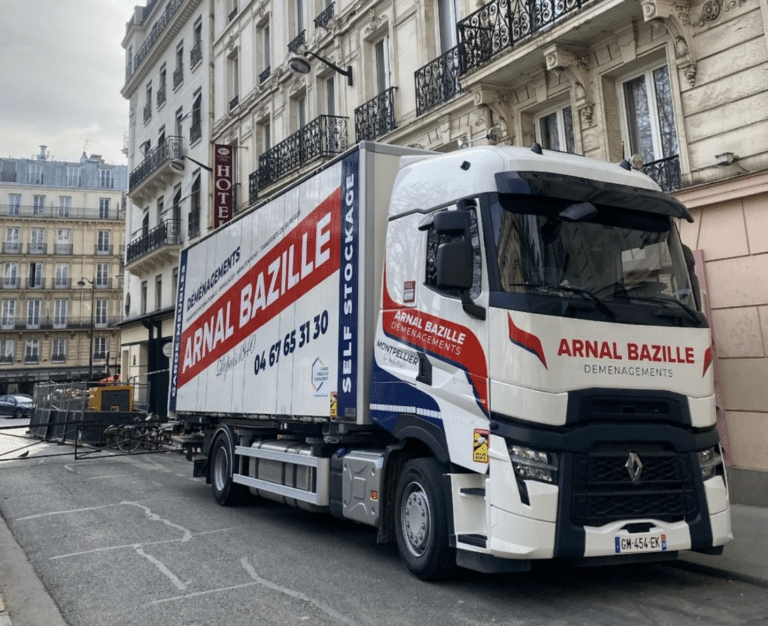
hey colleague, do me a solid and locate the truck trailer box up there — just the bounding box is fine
[170,142,426,424]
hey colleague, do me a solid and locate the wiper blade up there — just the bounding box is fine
[613,292,702,326]
[505,283,615,319]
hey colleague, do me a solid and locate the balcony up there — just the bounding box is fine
[229,94,239,111]
[190,40,202,68]
[415,46,462,116]
[314,3,334,29]
[125,219,183,275]
[288,30,306,54]
[128,135,183,195]
[27,243,47,254]
[27,278,46,289]
[228,5,238,21]
[54,244,73,255]
[53,278,72,290]
[641,155,681,193]
[2,242,21,254]
[143,101,152,124]
[95,245,114,256]
[173,64,184,89]
[249,115,348,202]
[355,87,397,142]
[157,83,167,108]
[124,0,185,85]
[1,277,20,289]
[458,0,595,75]
[259,66,271,83]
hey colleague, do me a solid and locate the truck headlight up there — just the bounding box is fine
[698,446,723,481]
[509,445,559,484]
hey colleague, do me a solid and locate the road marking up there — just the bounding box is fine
[240,557,361,626]
[135,546,187,591]
[16,503,120,521]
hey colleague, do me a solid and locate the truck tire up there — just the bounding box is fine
[210,430,249,506]
[394,458,457,580]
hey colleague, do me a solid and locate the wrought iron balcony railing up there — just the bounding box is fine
[125,0,185,84]
[415,46,462,116]
[27,278,45,289]
[190,119,202,144]
[143,102,152,123]
[191,40,203,67]
[314,2,335,29]
[54,244,73,255]
[229,95,239,110]
[229,5,238,21]
[641,155,681,193]
[2,242,21,254]
[129,135,183,192]
[157,83,166,108]
[95,245,114,256]
[27,243,47,254]
[126,219,182,265]
[259,66,271,83]
[458,0,592,75]
[53,278,72,289]
[288,30,306,54]
[173,64,184,89]
[249,115,348,202]
[355,87,397,142]
[1,278,20,289]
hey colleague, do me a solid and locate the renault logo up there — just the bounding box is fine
[625,452,643,482]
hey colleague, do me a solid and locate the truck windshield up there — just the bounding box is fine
[486,194,701,325]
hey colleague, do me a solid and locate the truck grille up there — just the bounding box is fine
[571,444,699,527]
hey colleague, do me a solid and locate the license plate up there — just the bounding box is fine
[614,533,667,554]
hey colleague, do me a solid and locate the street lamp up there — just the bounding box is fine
[288,51,353,86]
[77,277,95,382]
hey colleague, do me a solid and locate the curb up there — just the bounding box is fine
[0,593,12,626]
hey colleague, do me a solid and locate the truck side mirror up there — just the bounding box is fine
[436,241,473,291]
[433,210,471,235]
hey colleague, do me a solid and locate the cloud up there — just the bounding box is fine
[0,0,135,164]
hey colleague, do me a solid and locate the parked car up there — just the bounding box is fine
[0,394,34,419]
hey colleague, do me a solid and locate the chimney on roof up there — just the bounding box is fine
[37,145,48,161]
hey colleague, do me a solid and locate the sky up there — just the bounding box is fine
[0,0,138,165]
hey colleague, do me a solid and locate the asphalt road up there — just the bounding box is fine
[0,429,767,626]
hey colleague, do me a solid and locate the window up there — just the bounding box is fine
[58,196,71,217]
[30,228,45,254]
[228,53,239,110]
[620,64,678,164]
[296,95,307,130]
[56,229,72,255]
[1,300,16,329]
[190,91,202,143]
[262,121,271,152]
[296,0,305,35]
[29,163,43,185]
[175,107,184,138]
[99,169,113,189]
[28,262,43,288]
[141,281,147,315]
[174,42,184,88]
[94,337,107,360]
[53,300,68,328]
[8,194,20,216]
[158,64,167,106]
[33,195,45,214]
[24,339,39,364]
[66,166,80,187]
[96,263,110,288]
[5,228,20,253]
[188,175,201,239]
[326,76,336,116]
[95,299,108,327]
[97,230,111,254]
[192,19,203,67]
[99,198,110,219]
[26,300,41,329]
[374,36,392,94]
[155,275,163,310]
[54,263,70,288]
[0,339,14,364]
[51,338,67,363]
[227,0,238,20]
[3,263,19,289]
[535,105,575,153]
[258,22,271,80]
[437,0,460,53]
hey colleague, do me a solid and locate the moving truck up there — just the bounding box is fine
[169,141,732,579]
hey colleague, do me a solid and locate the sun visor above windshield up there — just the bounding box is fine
[494,171,694,223]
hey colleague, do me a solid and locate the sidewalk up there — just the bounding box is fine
[676,503,768,586]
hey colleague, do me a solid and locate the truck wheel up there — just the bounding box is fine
[394,458,456,580]
[210,431,249,506]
